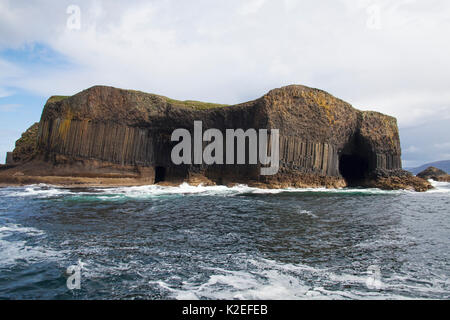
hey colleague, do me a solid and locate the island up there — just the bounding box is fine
[0,85,431,191]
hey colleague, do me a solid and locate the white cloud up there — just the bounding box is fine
[434,142,450,149]
[353,91,450,127]
[439,153,450,160]
[237,0,266,15]
[404,145,419,153]
[0,0,449,123]
[0,104,21,112]
[0,57,24,84]
[402,159,422,168]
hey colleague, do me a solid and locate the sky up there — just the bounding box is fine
[0,0,449,167]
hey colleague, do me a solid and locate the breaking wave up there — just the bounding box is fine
[0,184,76,198]
[0,223,61,267]
[428,180,450,193]
[153,256,449,300]
[0,182,416,202]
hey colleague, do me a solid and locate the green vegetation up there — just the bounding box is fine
[163,97,230,110]
[47,95,69,104]
[46,90,231,110]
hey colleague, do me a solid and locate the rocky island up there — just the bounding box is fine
[417,166,450,182]
[0,85,431,191]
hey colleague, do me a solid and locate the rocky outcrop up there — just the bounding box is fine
[0,85,432,191]
[10,122,39,164]
[417,166,450,182]
[5,152,13,165]
[363,168,432,192]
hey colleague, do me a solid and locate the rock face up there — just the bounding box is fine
[0,85,431,191]
[11,122,39,163]
[417,166,450,182]
[5,152,14,165]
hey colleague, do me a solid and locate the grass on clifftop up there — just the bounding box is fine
[164,97,230,110]
[47,96,69,103]
[46,91,230,110]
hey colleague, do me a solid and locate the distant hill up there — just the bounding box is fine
[406,160,450,175]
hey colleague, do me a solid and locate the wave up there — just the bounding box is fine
[0,184,76,198]
[2,180,448,201]
[152,256,448,300]
[69,183,408,201]
[427,180,450,193]
[0,223,62,267]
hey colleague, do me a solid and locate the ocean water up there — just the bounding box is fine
[0,180,448,300]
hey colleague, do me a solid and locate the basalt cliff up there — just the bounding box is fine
[0,85,431,191]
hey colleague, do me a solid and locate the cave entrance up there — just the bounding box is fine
[154,166,166,183]
[339,154,369,185]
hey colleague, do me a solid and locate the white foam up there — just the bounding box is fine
[98,183,256,198]
[92,183,406,200]
[0,223,61,266]
[1,184,75,198]
[154,256,447,300]
[0,224,45,236]
[427,180,450,193]
[297,209,317,218]
[86,180,450,199]
[1,182,414,201]
[3,178,449,201]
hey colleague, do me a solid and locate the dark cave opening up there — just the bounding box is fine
[339,154,369,185]
[154,166,166,183]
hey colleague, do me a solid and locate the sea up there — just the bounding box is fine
[0,180,448,299]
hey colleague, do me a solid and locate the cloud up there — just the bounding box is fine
[1,1,449,105]
[354,91,450,127]
[402,159,422,169]
[0,0,449,167]
[434,142,450,149]
[438,153,450,160]
[403,145,419,153]
[237,0,266,15]
[0,103,21,112]
[0,57,24,86]
[0,87,14,98]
